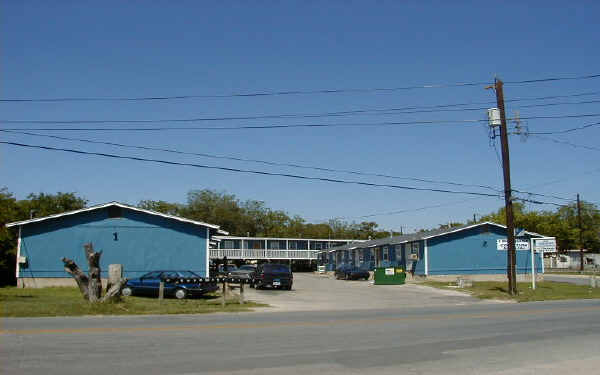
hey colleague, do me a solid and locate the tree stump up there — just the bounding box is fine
[84,243,103,302]
[61,243,127,303]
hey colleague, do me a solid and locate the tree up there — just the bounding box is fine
[62,243,127,302]
[138,200,182,216]
[0,188,19,286]
[0,189,88,286]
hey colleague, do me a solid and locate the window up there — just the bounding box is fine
[411,242,420,255]
[107,206,122,218]
[223,240,235,249]
[383,246,389,261]
[264,264,290,273]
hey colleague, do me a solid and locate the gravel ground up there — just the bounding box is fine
[243,273,502,312]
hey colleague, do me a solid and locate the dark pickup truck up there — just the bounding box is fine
[253,263,293,290]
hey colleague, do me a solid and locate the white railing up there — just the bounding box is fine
[209,249,319,260]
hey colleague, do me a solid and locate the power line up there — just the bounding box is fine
[4,129,576,203]
[0,81,492,102]
[322,167,600,221]
[4,112,600,132]
[2,73,598,103]
[0,129,503,193]
[0,118,485,131]
[329,198,486,221]
[0,140,504,198]
[3,98,600,125]
[528,121,600,135]
[503,73,600,85]
[512,189,574,202]
[529,134,600,152]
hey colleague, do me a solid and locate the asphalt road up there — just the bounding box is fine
[3,299,600,375]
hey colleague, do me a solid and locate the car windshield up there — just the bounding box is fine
[264,264,290,273]
[239,265,256,271]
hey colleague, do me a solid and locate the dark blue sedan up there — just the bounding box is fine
[334,264,371,280]
[121,270,219,299]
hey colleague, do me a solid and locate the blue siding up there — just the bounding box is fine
[413,240,426,275]
[18,207,209,278]
[425,226,543,275]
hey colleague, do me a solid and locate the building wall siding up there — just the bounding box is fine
[18,207,209,279]
[426,226,543,275]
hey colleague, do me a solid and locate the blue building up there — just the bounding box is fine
[7,202,227,288]
[320,222,547,276]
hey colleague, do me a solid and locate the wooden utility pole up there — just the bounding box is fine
[492,78,518,295]
[577,193,584,271]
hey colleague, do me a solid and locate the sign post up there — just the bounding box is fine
[532,237,557,276]
[530,238,536,290]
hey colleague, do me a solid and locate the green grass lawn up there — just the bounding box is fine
[423,281,600,302]
[0,287,268,317]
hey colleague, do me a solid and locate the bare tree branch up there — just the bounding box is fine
[61,257,89,300]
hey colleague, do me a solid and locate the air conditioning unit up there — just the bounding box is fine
[409,253,419,260]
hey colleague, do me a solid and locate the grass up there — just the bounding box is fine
[0,287,268,317]
[423,280,600,302]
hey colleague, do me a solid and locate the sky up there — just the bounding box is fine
[2,1,599,233]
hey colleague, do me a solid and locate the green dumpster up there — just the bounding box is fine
[374,267,406,285]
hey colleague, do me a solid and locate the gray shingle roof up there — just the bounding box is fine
[324,221,542,253]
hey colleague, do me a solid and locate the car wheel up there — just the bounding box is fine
[174,288,187,300]
[121,287,133,297]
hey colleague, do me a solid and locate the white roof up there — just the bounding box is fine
[5,201,228,234]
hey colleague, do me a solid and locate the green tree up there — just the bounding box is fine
[137,200,182,216]
[0,189,87,286]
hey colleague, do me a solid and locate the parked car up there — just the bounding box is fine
[227,264,256,282]
[121,270,218,299]
[217,264,238,275]
[253,263,293,290]
[335,264,370,280]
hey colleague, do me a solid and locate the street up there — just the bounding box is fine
[3,298,600,375]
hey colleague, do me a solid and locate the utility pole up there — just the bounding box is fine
[577,193,584,271]
[489,78,518,295]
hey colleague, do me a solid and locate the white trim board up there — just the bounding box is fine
[6,201,227,233]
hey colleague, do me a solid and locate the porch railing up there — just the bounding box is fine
[209,249,319,260]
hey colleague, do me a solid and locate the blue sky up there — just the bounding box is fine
[2,1,599,233]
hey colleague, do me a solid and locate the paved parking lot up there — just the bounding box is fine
[244,273,501,312]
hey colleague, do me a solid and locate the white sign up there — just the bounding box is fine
[318,265,326,274]
[533,238,557,253]
[385,268,394,276]
[496,239,530,251]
